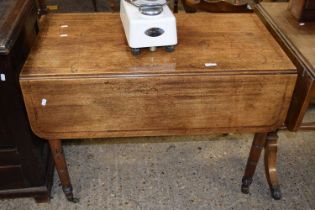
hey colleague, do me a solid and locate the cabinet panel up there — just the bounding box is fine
[0,166,24,190]
[305,0,315,9]
[0,149,19,166]
[0,125,15,147]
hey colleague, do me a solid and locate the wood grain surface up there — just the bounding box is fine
[21,13,295,77]
[260,2,315,75]
[20,13,297,140]
[21,74,295,139]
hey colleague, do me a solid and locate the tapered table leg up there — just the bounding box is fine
[264,131,281,200]
[242,132,267,194]
[48,139,79,202]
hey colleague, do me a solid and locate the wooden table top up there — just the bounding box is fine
[21,13,295,78]
[260,2,315,75]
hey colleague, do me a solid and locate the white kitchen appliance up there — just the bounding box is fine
[120,0,177,55]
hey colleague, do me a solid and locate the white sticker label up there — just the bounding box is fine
[41,99,47,106]
[0,74,5,81]
[60,25,69,37]
[205,63,217,67]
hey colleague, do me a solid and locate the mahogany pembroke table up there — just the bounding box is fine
[19,13,297,201]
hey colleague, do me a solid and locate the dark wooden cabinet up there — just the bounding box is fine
[289,0,315,22]
[0,0,53,202]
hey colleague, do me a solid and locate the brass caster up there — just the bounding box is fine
[241,176,252,194]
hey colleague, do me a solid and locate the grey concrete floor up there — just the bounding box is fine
[0,131,315,209]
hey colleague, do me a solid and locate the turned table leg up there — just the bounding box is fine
[264,131,281,200]
[48,139,79,202]
[242,132,267,194]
